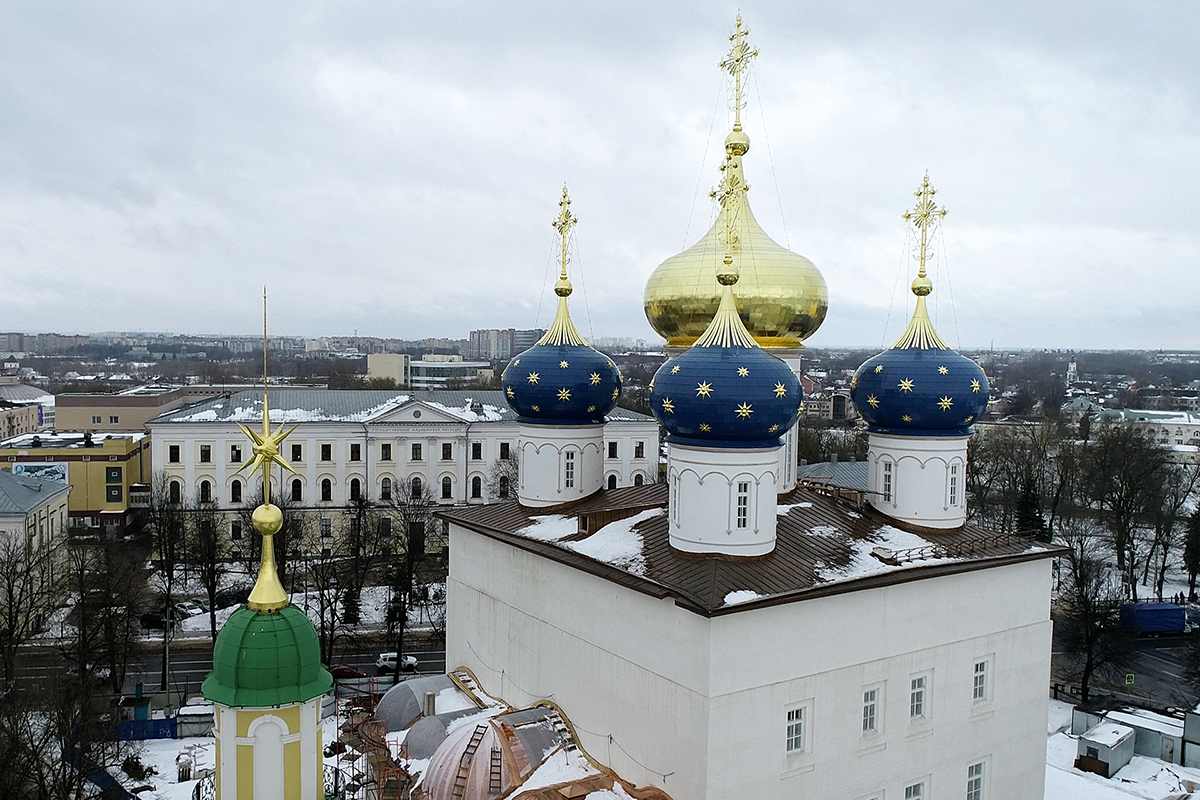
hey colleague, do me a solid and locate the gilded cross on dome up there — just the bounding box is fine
[902,172,947,281]
[719,15,758,133]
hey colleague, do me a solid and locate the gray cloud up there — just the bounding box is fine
[0,1,1196,348]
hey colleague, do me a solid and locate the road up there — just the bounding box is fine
[1052,625,1195,708]
[10,636,447,698]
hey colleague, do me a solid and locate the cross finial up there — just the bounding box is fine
[551,184,577,287]
[719,15,758,132]
[901,171,947,280]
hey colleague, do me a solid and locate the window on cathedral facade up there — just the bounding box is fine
[904,782,924,800]
[966,762,985,800]
[910,674,928,719]
[862,689,878,733]
[785,706,805,753]
[973,660,989,701]
[883,461,893,503]
[736,482,749,529]
[949,464,959,506]
[564,451,575,488]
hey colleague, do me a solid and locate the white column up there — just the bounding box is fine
[667,441,781,557]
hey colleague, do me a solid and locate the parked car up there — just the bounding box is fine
[375,652,419,672]
[65,664,112,685]
[140,611,170,630]
[328,664,368,680]
[174,601,205,619]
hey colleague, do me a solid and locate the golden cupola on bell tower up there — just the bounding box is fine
[644,16,828,351]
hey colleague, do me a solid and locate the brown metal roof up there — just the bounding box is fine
[439,486,1058,617]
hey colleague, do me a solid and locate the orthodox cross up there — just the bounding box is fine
[552,185,577,283]
[719,15,758,133]
[902,172,947,278]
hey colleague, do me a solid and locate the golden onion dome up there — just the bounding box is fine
[645,16,827,350]
[643,133,828,350]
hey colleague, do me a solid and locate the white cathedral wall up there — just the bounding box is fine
[448,523,1052,800]
[705,558,1052,799]
[447,523,713,800]
[867,433,970,529]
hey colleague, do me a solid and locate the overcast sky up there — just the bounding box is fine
[1,2,1196,349]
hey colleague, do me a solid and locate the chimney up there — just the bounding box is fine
[830,453,837,464]
[423,691,436,718]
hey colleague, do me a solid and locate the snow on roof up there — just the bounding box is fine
[562,509,662,576]
[516,746,598,793]
[1082,721,1135,747]
[520,515,578,542]
[153,389,652,425]
[0,431,144,448]
[723,590,764,606]
[444,485,1054,616]
[1107,709,1184,737]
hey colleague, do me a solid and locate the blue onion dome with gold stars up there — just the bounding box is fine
[502,187,622,425]
[850,174,990,436]
[649,255,801,447]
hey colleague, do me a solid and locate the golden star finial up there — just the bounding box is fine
[902,171,947,280]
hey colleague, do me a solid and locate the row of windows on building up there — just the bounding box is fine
[225,516,443,561]
[168,473,511,506]
[167,439,648,465]
[784,661,992,795]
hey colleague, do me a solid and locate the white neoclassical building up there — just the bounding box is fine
[146,389,656,555]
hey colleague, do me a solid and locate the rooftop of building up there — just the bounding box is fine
[0,383,54,406]
[150,389,653,425]
[796,458,869,492]
[0,470,71,514]
[440,485,1056,617]
[1099,408,1200,425]
[0,431,145,449]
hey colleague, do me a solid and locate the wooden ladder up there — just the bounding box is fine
[451,724,489,799]
[488,747,503,795]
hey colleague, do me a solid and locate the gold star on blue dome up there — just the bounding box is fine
[938,396,953,410]
[696,381,713,397]
[699,423,711,432]
[531,404,540,411]
[851,376,858,388]
[611,387,619,399]
[558,388,571,401]
[769,424,779,433]
[774,382,787,398]
[902,414,912,422]
[899,379,914,392]
[938,366,949,375]
[671,365,681,374]
[513,359,520,366]
[528,372,539,384]
[662,398,675,413]
[560,360,569,369]
[874,365,884,374]
[971,379,982,392]
[587,405,596,412]
[589,372,601,385]
[867,395,879,408]
[964,414,974,424]
[735,402,753,418]
[737,367,749,377]
[506,387,514,398]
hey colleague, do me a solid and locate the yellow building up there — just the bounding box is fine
[0,431,149,534]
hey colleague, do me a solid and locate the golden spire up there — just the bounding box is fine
[719,15,758,134]
[536,186,588,347]
[892,173,949,350]
[237,289,297,612]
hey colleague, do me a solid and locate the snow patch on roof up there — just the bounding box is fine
[812,524,958,585]
[723,590,764,606]
[778,502,813,513]
[563,509,661,576]
[517,746,598,794]
[521,515,578,542]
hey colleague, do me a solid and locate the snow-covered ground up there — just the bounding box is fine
[1045,699,1200,799]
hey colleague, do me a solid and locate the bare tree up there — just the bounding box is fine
[0,529,63,686]
[143,472,188,689]
[1085,424,1169,597]
[383,485,437,680]
[190,498,228,641]
[64,540,147,696]
[1055,522,1134,702]
[1145,462,1200,599]
[0,677,141,800]
[487,451,519,501]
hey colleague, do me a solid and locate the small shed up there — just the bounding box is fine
[1075,722,1135,778]
[1106,708,1184,765]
